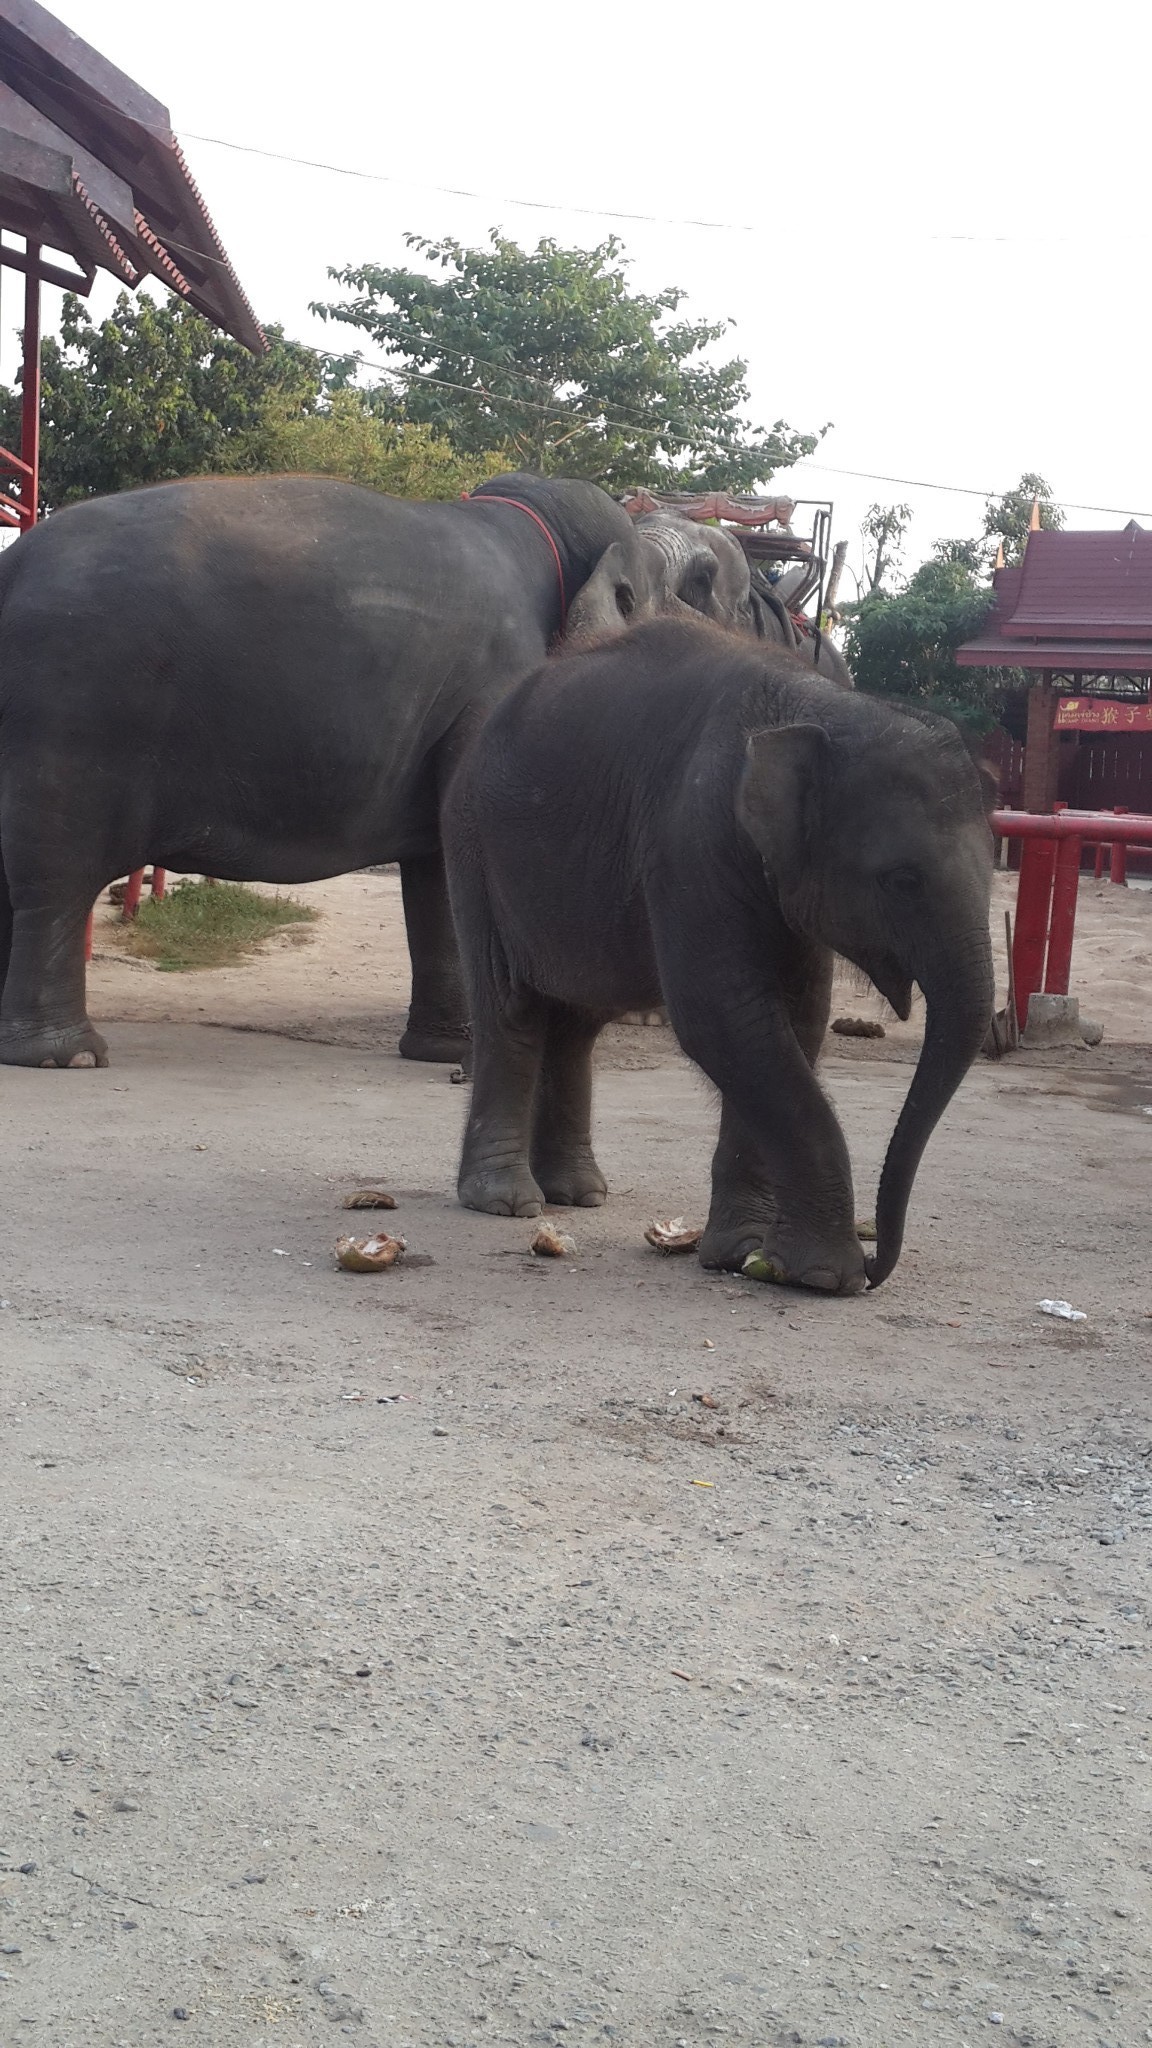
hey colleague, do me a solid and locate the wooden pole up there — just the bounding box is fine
[20,240,40,528]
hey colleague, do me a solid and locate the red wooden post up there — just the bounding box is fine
[1044,835,1082,994]
[20,242,40,526]
[1094,842,1106,879]
[1012,835,1057,1030]
[151,867,167,900]
[121,868,145,920]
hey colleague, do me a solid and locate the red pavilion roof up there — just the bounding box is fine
[957,521,1152,673]
[0,0,264,350]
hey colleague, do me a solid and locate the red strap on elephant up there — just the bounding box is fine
[467,493,567,631]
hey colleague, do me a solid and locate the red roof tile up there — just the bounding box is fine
[1003,522,1152,639]
[957,523,1152,673]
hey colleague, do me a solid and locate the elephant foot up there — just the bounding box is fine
[458,1162,545,1217]
[0,1019,109,1069]
[399,1020,471,1064]
[531,1151,608,1208]
[699,1217,867,1296]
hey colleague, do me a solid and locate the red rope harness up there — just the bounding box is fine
[466,493,567,631]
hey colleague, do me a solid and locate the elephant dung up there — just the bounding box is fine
[342,1188,398,1211]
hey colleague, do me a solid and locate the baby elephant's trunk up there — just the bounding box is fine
[867,938,994,1287]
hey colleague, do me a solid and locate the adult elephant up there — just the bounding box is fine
[749,571,856,689]
[571,506,857,688]
[0,469,645,1069]
[565,511,764,641]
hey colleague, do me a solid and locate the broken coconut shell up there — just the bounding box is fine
[335,1232,407,1273]
[742,1250,786,1284]
[342,1188,398,1210]
[644,1216,703,1254]
[530,1223,577,1258]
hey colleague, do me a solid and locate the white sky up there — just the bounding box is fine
[18,0,1152,588]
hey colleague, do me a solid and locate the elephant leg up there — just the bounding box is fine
[398,848,471,1063]
[658,905,864,1295]
[0,888,109,1069]
[530,1003,609,1207]
[457,984,548,1217]
[698,1097,864,1293]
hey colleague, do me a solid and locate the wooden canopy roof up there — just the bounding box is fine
[957,521,1152,674]
[0,0,264,350]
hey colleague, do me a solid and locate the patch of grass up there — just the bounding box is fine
[113,878,318,972]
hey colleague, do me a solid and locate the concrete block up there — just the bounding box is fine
[1021,993,1084,1047]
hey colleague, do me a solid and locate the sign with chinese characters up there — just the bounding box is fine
[1055,697,1152,732]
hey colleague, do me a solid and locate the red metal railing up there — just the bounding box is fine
[992,806,1152,1030]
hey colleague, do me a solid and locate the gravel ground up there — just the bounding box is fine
[2,996,1150,2048]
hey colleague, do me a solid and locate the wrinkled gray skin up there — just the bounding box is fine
[0,469,643,1069]
[445,617,994,1295]
[564,512,753,642]
[564,508,855,687]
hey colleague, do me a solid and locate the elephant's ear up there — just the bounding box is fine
[975,759,999,814]
[562,540,647,645]
[736,725,830,870]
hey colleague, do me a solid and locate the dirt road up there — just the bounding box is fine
[2,879,1150,2047]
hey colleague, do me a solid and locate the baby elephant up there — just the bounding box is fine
[444,619,994,1293]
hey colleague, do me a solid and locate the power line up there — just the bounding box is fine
[792,459,1152,523]
[182,131,755,234]
[333,347,732,455]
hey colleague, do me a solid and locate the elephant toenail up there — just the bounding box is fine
[68,1051,97,1068]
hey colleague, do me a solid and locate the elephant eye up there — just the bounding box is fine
[879,864,923,898]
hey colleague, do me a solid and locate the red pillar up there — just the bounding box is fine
[1012,835,1056,1030]
[121,869,145,920]
[1022,676,1060,813]
[20,241,40,527]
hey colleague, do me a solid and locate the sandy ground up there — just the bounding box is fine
[2,872,1151,2048]
[85,867,1152,1052]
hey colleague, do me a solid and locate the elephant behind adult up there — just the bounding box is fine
[569,506,857,687]
[749,570,855,688]
[0,469,643,1069]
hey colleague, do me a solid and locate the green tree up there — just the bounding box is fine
[0,290,506,514]
[248,389,507,500]
[981,470,1064,564]
[844,555,1017,733]
[932,535,984,574]
[0,292,326,513]
[860,501,911,594]
[312,230,822,492]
